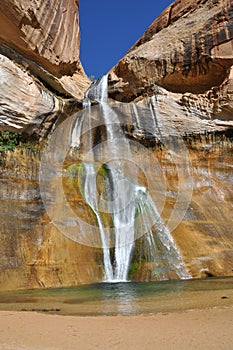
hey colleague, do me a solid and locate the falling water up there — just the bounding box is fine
[87,75,144,281]
[74,75,190,282]
[82,162,113,281]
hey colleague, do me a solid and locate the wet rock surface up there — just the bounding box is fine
[0,119,232,289]
[0,147,103,290]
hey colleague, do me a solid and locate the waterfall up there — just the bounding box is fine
[82,162,114,281]
[77,75,190,282]
[85,75,137,281]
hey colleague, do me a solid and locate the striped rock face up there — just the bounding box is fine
[0,0,90,134]
[0,0,81,70]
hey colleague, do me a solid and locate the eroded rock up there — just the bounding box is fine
[0,54,60,132]
[109,0,233,125]
[0,0,90,134]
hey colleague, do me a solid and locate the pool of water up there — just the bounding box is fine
[0,277,232,316]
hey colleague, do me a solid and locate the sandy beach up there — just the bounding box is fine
[0,307,232,350]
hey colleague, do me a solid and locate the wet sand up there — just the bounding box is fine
[0,307,232,350]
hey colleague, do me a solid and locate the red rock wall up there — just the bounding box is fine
[0,0,83,76]
[109,0,233,109]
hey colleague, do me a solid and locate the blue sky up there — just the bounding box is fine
[79,0,173,79]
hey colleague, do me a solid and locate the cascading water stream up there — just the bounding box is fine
[79,92,114,281]
[86,75,137,281]
[82,162,113,281]
[75,75,190,282]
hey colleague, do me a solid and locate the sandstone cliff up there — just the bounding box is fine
[0,0,90,135]
[106,0,233,280]
[109,0,233,127]
[0,0,233,290]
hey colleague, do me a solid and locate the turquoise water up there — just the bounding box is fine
[0,277,232,316]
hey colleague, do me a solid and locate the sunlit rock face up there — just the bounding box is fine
[0,101,232,290]
[107,0,233,280]
[130,132,233,280]
[105,98,233,280]
[109,0,233,123]
[0,54,61,133]
[0,148,103,291]
[0,0,90,134]
[175,134,233,279]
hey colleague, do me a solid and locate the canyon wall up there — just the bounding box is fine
[0,0,98,290]
[0,0,90,136]
[108,100,233,280]
[109,0,233,124]
[107,0,233,280]
[0,0,233,290]
[1,109,232,290]
[0,147,103,291]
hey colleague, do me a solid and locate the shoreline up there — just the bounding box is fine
[0,276,232,317]
[0,306,232,350]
